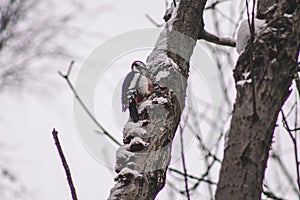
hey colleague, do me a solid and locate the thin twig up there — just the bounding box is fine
[205,0,229,10]
[189,125,221,163]
[145,14,163,27]
[59,61,121,146]
[295,92,298,141]
[168,168,216,185]
[288,127,300,132]
[286,101,297,118]
[183,159,218,193]
[263,184,284,200]
[295,94,299,192]
[281,110,300,191]
[66,60,75,76]
[199,30,236,47]
[246,0,258,121]
[270,151,300,195]
[52,129,78,200]
[173,0,177,7]
[295,73,300,98]
[179,124,191,200]
[203,0,236,108]
[215,7,239,25]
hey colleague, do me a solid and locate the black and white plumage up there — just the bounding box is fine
[121,61,152,122]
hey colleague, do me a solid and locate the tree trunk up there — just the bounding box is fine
[215,1,300,199]
[108,0,207,199]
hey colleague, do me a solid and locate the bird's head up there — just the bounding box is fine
[131,60,147,73]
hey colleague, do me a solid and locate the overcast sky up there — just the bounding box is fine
[1,0,299,200]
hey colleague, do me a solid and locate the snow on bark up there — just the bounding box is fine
[108,0,207,199]
[155,70,170,82]
[137,96,168,114]
[236,79,252,86]
[128,137,149,151]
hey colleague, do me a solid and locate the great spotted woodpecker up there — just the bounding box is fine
[121,61,153,122]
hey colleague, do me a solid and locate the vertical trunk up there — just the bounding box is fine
[108,0,207,199]
[215,1,300,199]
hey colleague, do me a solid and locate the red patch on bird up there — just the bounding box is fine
[134,95,139,104]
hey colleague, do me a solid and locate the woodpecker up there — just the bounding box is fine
[121,61,152,122]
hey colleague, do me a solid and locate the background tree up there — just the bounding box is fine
[0,0,105,199]
[107,0,300,199]
[1,0,299,199]
[216,0,300,199]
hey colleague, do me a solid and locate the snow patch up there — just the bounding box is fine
[147,4,180,73]
[124,121,143,130]
[127,128,147,137]
[138,97,168,113]
[118,167,142,178]
[138,100,153,113]
[153,97,168,104]
[114,167,143,184]
[242,71,251,80]
[149,54,180,75]
[129,137,149,148]
[156,70,170,82]
[124,126,148,144]
[284,13,293,18]
[224,130,229,149]
[116,146,134,160]
[265,4,277,14]
[236,18,266,54]
[237,79,252,86]
[115,146,135,172]
[271,28,277,31]
[271,58,277,64]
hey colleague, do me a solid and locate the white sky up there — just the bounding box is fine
[1,0,299,200]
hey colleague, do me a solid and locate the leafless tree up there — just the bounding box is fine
[0,0,87,92]
[0,0,103,199]
[106,0,300,199]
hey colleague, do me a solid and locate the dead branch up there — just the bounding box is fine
[199,30,236,47]
[51,128,78,200]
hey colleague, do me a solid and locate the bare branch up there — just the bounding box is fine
[179,124,190,200]
[168,168,216,185]
[145,14,163,27]
[173,0,177,7]
[295,72,300,98]
[0,0,76,92]
[59,61,121,146]
[199,30,236,47]
[262,184,284,200]
[205,0,229,10]
[270,152,300,195]
[51,129,78,200]
[246,0,259,121]
[108,0,209,198]
[281,110,300,191]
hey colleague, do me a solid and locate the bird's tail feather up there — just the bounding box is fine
[129,99,139,123]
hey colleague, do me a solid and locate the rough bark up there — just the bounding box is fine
[215,1,300,199]
[108,0,207,199]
